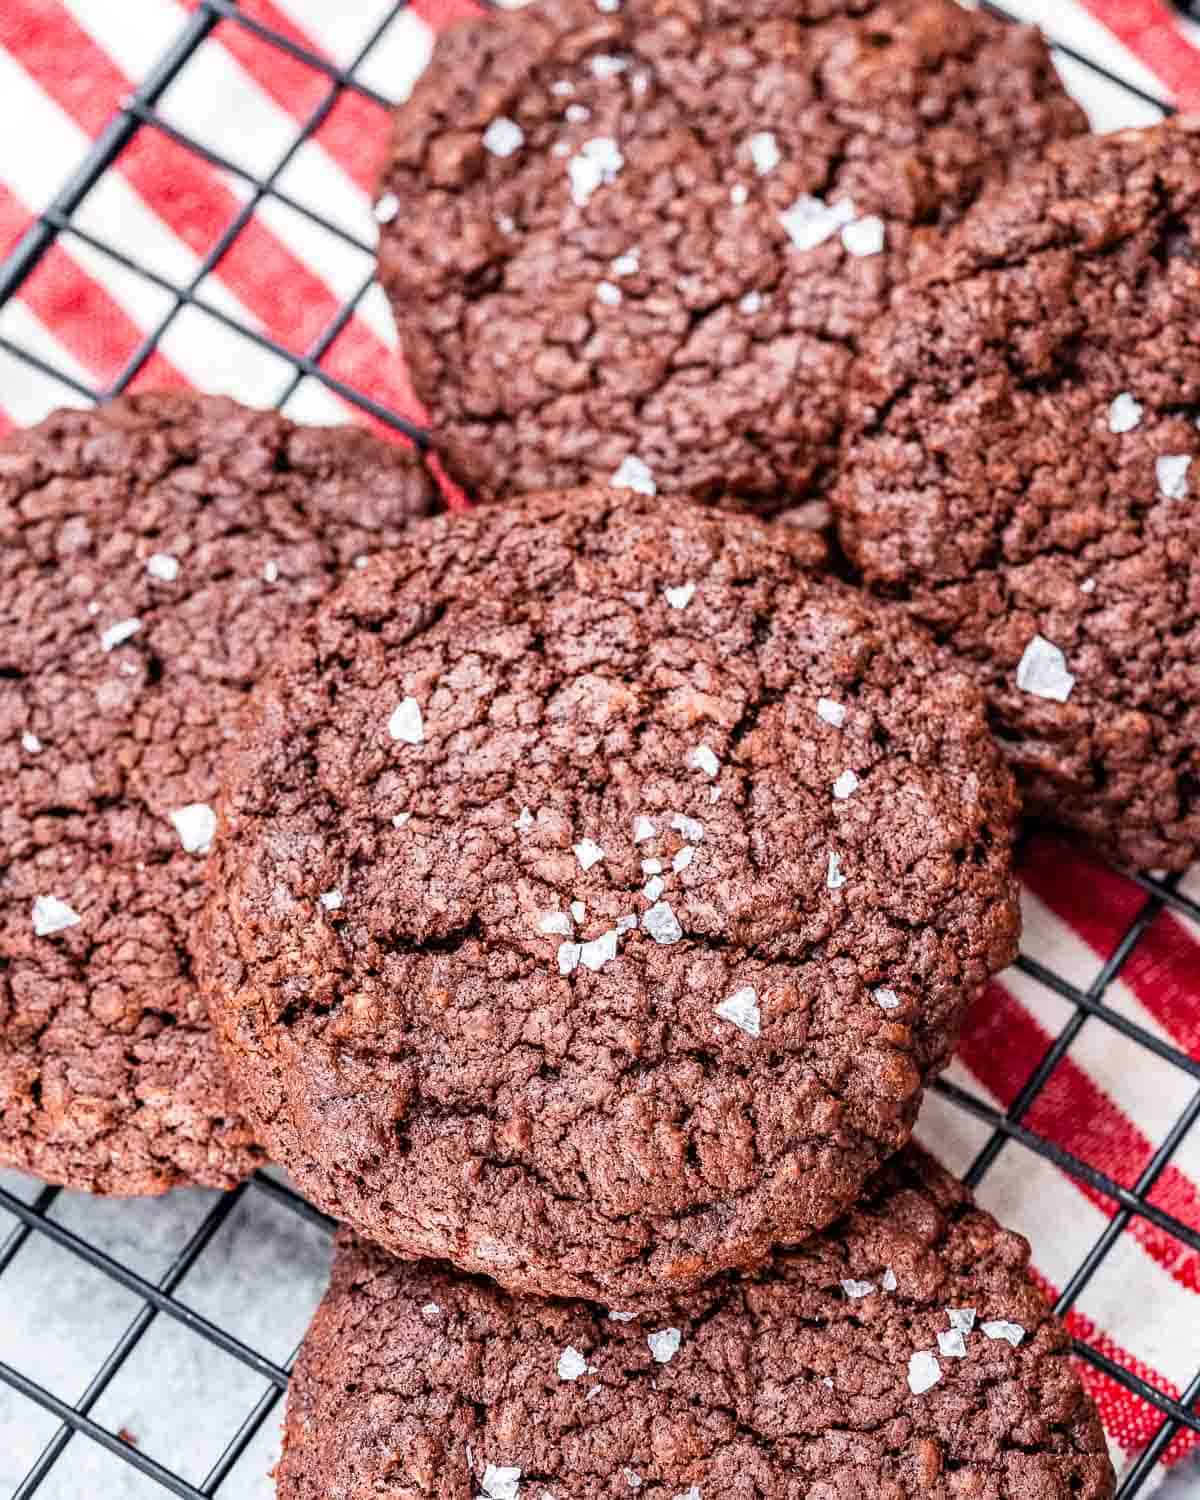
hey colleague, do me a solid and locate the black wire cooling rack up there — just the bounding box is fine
[0,2,1197,1495]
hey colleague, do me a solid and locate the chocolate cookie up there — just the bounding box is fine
[0,394,436,1194]
[201,490,1020,1302]
[376,0,1085,512]
[833,122,1200,872]
[278,1147,1114,1500]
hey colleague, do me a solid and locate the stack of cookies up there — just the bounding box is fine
[4,0,1198,1493]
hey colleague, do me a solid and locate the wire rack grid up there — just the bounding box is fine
[0,2,1196,1496]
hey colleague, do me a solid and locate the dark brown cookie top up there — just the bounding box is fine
[201,490,1019,1303]
[278,1147,1114,1500]
[376,0,1084,512]
[0,393,437,1194]
[833,121,1200,872]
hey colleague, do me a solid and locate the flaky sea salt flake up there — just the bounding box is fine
[948,1308,976,1333]
[673,846,695,873]
[514,806,535,831]
[146,553,179,582]
[832,769,859,800]
[671,813,703,842]
[558,942,583,976]
[32,895,80,938]
[392,812,412,829]
[610,454,655,495]
[21,732,41,753]
[841,214,886,257]
[648,1327,682,1363]
[1016,635,1074,703]
[590,54,628,79]
[320,889,344,911]
[574,838,606,871]
[611,250,639,276]
[633,815,655,843]
[730,183,749,206]
[664,581,695,610]
[170,803,217,856]
[778,194,856,252]
[571,900,586,923]
[841,1279,875,1300]
[1157,453,1192,500]
[580,929,619,970]
[263,560,279,583]
[881,1267,898,1292]
[539,911,574,936]
[938,1330,968,1359]
[100,618,142,652]
[982,1320,1025,1347]
[907,1351,942,1395]
[874,988,901,1011]
[690,744,719,778]
[596,280,622,306]
[817,697,846,727]
[557,1347,588,1381]
[568,137,624,206]
[642,901,681,945]
[1108,392,1143,433]
[609,1310,636,1322]
[374,192,399,224]
[483,117,524,157]
[748,130,781,175]
[827,851,847,890]
[479,1464,522,1500]
[388,696,424,744]
[623,1471,642,1491]
[716,985,760,1037]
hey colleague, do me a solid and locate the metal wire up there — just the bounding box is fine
[0,1,1195,1493]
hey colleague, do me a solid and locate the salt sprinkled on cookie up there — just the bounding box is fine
[319,889,344,911]
[478,1464,522,1500]
[690,744,719,777]
[483,118,524,158]
[32,895,81,938]
[875,988,900,1011]
[21,732,41,753]
[643,875,664,900]
[817,697,846,727]
[664,582,694,609]
[610,453,655,495]
[748,131,780,175]
[579,930,619,970]
[170,803,217,856]
[982,1320,1025,1346]
[1016,635,1075,703]
[611,250,639,276]
[539,912,573,936]
[671,813,703,842]
[827,851,847,889]
[647,1327,682,1363]
[841,215,886,258]
[938,1329,968,1359]
[100,618,142,652]
[907,1351,942,1395]
[567,137,624,207]
[881,1266,898,1292]
[388,697,424,744]
[146,552,180,582]
[596,280,622,306]
[948,1308,976,1332]
[514,806,534,831]
[556,1347,588,1381]
[633,814,655,842]
[716,986,760,1037]
[570,901,586,923]
[778,195,856,252]
[832,769,859,800]
[642,902,682,945]
[1107,392,1143,433]
[573,838,605,870]
[1157,453,1192,499]
[841,1279,874,1299]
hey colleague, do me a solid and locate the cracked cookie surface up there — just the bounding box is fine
[278,1147,1114,1500]
[0,394,436,1194]
[833,122,1200,872]
[201,490,1019,1302]
[377,0,1084,512]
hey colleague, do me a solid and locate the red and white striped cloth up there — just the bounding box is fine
[0,0,1198,1482]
